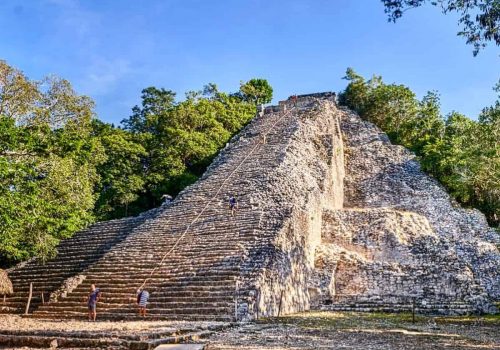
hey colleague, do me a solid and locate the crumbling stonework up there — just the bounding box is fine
[340,108,499,298]
[309,106,499,315]
[232,96,345,319]
[3,93,498,323]
[49,274,86,302]
[313,209,494,314]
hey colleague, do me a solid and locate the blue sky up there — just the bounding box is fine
[0,0,498,124]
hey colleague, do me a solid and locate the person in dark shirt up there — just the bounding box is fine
[161,194,173,206]
[87,284,100,321]
[229,195,238,217]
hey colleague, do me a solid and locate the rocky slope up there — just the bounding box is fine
[310,107,499,314]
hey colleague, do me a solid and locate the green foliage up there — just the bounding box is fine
[339,68,499,226]
[118,84,256,214]
[238,78,273,105]
[0,59,265,265]
[382,0,500,56]
[91,120,146,219]
[0,60,102,265]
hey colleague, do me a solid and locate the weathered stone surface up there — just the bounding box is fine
[49,274,86,302]
[312,209,494,314]
[3,211,159,314]
[309,107,499,314]
[155,345,205,350]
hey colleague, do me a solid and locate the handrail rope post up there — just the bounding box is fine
[234,280,239,322]
[278,290,284,317]
[412,297,416,323]
[25,282,33,315]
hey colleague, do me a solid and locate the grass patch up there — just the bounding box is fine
[258,311,423,330]
[237,311,499,349]
[435,313,500,325]
[258,311,500,330]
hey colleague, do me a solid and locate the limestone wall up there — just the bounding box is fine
[238,100,345,320]
[338,108,500,302]
[308,106,499,314]
[314,209,494,313]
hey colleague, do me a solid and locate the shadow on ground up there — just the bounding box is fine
[206,311,500,349]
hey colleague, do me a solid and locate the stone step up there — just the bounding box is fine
[11,255,246,271]
[10,260,241,277]
[63,290,238,299]
[0,329,214,350]
[30,312,234,322]
[39,249,244,264]
[12,280,238,295]
[81,274,239,283]
[10,268,240,281]
[34,305,234,316]
[38,300,234,311]
[7,290,238,304]
[43,296,234,306]
[76,288,237,298]
[0,323,214,341]
[77,277,239,286]
[55,226,257,243]
[320,302,475,315]
[12,269,240,282]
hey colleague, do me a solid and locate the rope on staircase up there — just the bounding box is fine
[138,105,297,291]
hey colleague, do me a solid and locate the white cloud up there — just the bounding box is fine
[80,57,133,95]
[45,0,101,39]
[42,0,132,96]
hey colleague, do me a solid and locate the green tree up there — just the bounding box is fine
[475,100,500,222]
[339,68,499,226]
[92,120,147,219]
[121,84,256,210]
[238,79,273,105]
[339,68,419,144]
[0,60,102,265]
[0,60,269,265]
[382,0,500,56]
[122,87,176,134]
[338,68,370,114]
[434,112,478,202]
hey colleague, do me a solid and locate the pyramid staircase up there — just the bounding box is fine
[2,214,153,314]
[4,104,304,321]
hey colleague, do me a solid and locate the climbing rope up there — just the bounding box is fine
[137,105,297,291]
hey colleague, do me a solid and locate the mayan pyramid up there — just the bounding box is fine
[3,93,499,321]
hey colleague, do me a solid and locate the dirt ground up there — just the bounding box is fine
[0,312,498,349]
[206,311,500,350]
[0,315,226,349]
[0,314,220,335]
